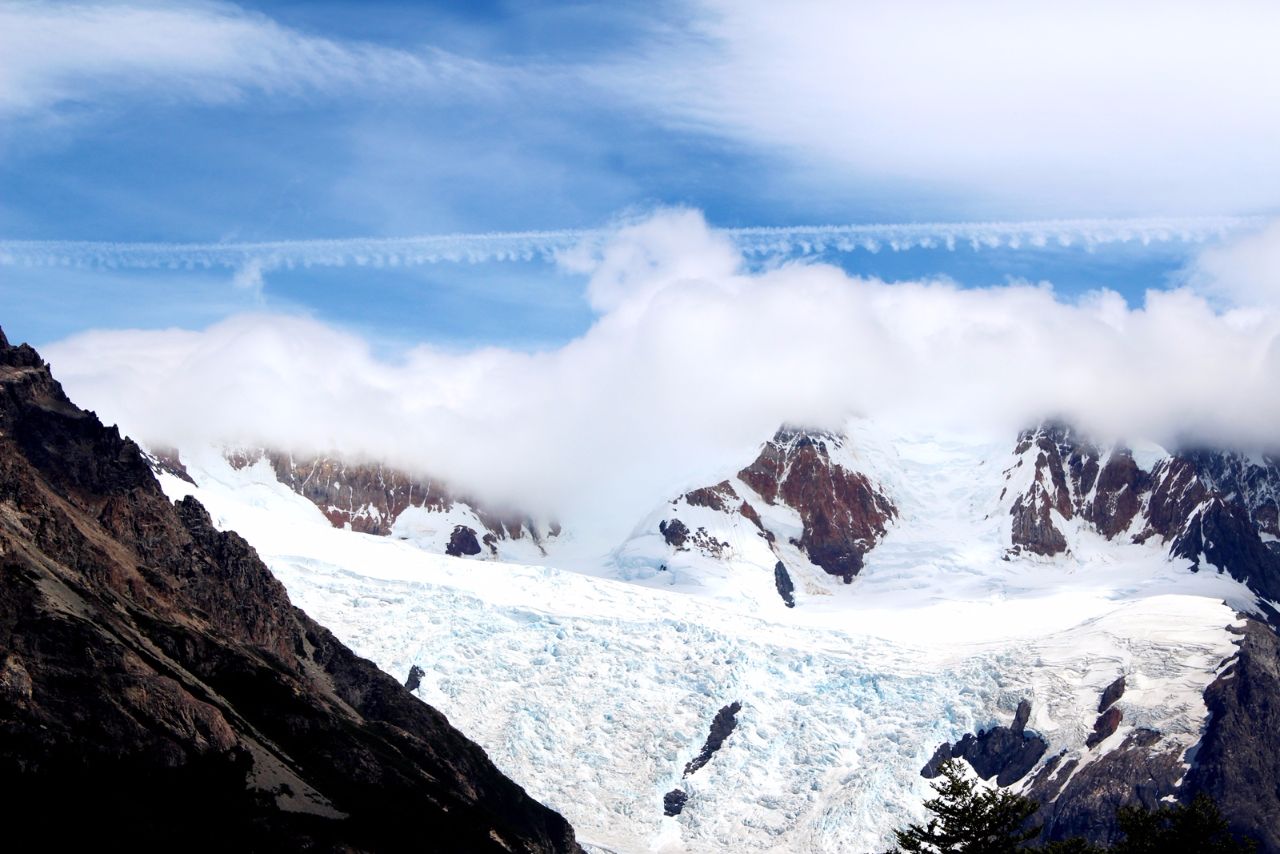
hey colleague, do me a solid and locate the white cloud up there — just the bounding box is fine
[0,1,490,117]
[1188,219,1280,308]
[604,0,1280,215]
[38,210,1280,544]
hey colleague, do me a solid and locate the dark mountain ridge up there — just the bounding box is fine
[0,327,580,852]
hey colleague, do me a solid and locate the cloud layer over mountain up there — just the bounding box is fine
[36,210,1280,540]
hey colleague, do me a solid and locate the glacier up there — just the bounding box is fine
[153,431,1256,853]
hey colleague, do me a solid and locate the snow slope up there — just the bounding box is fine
[154,433,1255,853]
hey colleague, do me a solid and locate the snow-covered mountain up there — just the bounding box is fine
[143,418,1280,852]
[1001,422,1280,611]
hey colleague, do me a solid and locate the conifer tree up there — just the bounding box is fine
[1113,794,1256,854]
[884,758,1040,854]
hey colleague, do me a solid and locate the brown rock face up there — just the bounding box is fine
[1099,675,1126,713]
[1005,423,1149,556]
[225,450,556,554]
[684,481,738,513]
[649,427,895,600]
[0,329,580,852]
[1010,485,1069,556]
[738,428,896,582]
[1004,424,1280,606]
[1085,707,1123,749]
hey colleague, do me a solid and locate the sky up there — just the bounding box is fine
[5,1,1280,524]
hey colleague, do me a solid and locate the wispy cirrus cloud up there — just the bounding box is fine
[0,215,1256,281]
[604,0,1280,216]
[0,1,499,118]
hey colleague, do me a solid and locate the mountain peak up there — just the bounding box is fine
[772,423,844,449]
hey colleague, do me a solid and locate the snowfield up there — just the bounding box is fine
[155,432,1255,853]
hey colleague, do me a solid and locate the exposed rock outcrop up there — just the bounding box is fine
[1003,422,1280,607]
[1004,423,1149,556]
[773,561,796,608]
[684,701,743,777]
[922,699,1047,787]
[446,524,483,557]
[739,428,896,582]
[1099,675,1125,713]
[643,426,896,599]
[405,664,425,693]
[662,701,743,818]
[143,446,195,485]
[0,329,580,852]
[659,518,690,549]
[1085,707,1122,749]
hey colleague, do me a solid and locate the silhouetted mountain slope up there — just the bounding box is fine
[0,327,580,853]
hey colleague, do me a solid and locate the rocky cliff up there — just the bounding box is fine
[738,427,897,582]
[0,327,580,852]
[1003,422,1280,605]
[1017,617,1280,850]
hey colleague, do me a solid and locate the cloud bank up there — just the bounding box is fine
[608,0,1280,214]
[39,210,1280,542]
[1189,219,1280,309]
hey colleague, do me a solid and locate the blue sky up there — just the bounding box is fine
[3,0,1280,349]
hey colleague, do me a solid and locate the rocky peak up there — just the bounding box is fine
[1005,423,1150,556]
[639,424,896,600]
[1004,421,1280,607]
[738,426,896,581]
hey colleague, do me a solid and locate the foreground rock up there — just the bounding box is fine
[0,328,580,852]
[1023,620,1280,850]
